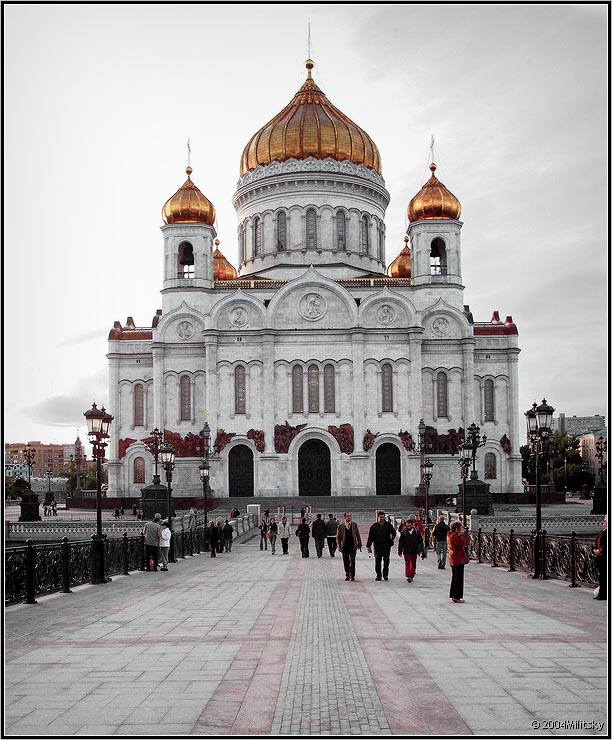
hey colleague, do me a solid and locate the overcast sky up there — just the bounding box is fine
[4,3,608,456]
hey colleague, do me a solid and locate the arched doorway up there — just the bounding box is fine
[298,439,331,496]
[228,445,254,497]
[376,443,401,495]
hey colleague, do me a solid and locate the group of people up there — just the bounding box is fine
[43,499,57,516]
[142,513,172,571]
[113,506,125,519]
[132,504,144,520]
[207,519,234,557]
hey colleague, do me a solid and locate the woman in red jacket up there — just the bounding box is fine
[447,521,469,603]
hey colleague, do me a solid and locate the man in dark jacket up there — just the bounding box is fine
[336,512,362,581]
[366,511,397,581]
[432,515,451,569]
[295,518,311,558]
[222,519,234,552]
[208,521,220,558]
[311,513,327,558]
[325,514,338,557]
[398,515,424,582]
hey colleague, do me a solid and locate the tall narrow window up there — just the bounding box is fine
[324,364,335,413]
[336,211,346,250]
[484,379,495,422]
[361,216,370,255]
[133,456,145,484]
[277,211,287,251]
[308,365,320,413]
[292,366,303,413]
[485,452,497,479]
[306,209,317,250]
[253,217,262,257]
[180,376,191,421]
[430,238,447,275]
[378,223,384,261]
[133,384,144,426]
[235,366,246,414]
[437,372,448,418]
[239,224,245,264]
[178,242,194,278]
[382,363,393,412]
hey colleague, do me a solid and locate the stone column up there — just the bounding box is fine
[205,335,219,436]
[262,333,275,448]
[407,334,423,431]
[351,330,365,449]
[462,339,476,427]
[152,345,165,431]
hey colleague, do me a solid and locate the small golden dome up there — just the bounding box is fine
[240,60,382,176]
[213,241,238,281]
[387,238,412,278]
[162,167,216,225]
[407,163,461,222]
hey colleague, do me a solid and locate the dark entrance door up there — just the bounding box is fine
[229,445,254,497]
[298,439,331,496]
[376,443,401,495]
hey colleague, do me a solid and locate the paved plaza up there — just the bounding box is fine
[4,525,608,737]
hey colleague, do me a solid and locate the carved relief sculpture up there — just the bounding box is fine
[500,434,512,455]
[274,421,307,453]
[247,429,265,452]
[214,429,236,455]
[118,438,137,459]
[398,430,415,452]
[422,426,465,455]
[328,423,354,454]
[363,429,379,451]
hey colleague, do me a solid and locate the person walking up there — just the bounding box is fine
[366,511,396,581]
[268,516,278,554]
[222,519,234,552]
[208,520,220,557]
[336,512,362,581]
[397,515,424,583]
[132,503,138,517]
[325,514,338,556]
[264,506,270,522]
[594,515,607,600]
[159,520,171,570]
[216,520,224,553]
[432,515,451,569]
[119,505,124,518]
[143,513,162,571]
[447,520,469,602]
[311,513,327,558]
[259,519,269,550]
[295,517,311,558]
[278,515,291,554]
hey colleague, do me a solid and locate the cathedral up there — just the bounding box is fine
[106,59,522,500]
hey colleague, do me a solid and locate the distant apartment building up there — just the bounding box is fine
[552,413,606,437]
[5,442,70,478]
[579,428,607,479]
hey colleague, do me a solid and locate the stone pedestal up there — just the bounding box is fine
[459,479,494,515]
[591,484,607,515]
[19,489,41,522]
[141,483,172,521]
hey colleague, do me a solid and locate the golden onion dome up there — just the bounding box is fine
[407,163,461,222]
[162,166,216,225]
[387,237,412,278]
[213,239,238,281]
[240,59,382,176]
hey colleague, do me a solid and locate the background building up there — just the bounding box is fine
[579,428,607,478]
[552,413,606,437]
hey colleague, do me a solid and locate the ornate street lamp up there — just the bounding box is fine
[458,445,472,525]
[525,398,555,579]
[45,469,53,508]
[159,442,176,563]
[464,423,487,480]
[595,436,607,485]
[84,401,113,585]
[145,427,164,485]
[420,458,434,553]
[199,418,211,552]
[22,445,35,490]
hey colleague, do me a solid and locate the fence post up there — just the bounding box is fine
[508,529,515,572]
[540,530,548,580]
[195,527,201,554]
[90,534,98,584]
[530,530,537,577]
[189,529,194,556]
[139,533,146,571]
[24,539,38,604]
[491,528,499,567]
[122,532,130,576]
[568,531,580,588]
[477,528,483,563]
[62,537,72,593]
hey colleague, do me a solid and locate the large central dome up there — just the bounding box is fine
[240,60,382,176]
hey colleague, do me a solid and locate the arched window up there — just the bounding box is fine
[436,372,448,417]
[235,366,246,415]
[133,457,145,484]
[324,365,335,413]
[133,384,144,427]
[292,366,303,413]
[277,212,287,251]
[308,365,319,413]
[253,217,262,257]
[178,241,194,278]
[484,379,495,422]
[381,363,393,412]
[430,238,447,276]
[180,376,191,421]
[361,216,370,255]
[306,209,317,250]
[336,211,346,250]
[378,223,385,261]
[485,452,497,479]
[239,224,245,264]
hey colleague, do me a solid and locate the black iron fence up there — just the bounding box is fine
[5,527,209,605]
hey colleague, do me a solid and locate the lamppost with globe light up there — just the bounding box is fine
[420,458,434,552]
[159,442,176,563]
[199,418,211,551]
[458,446,472,525]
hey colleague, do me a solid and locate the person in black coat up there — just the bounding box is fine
[432,515,451,569]
[222,520,234,552]
[259,519,269,550]
[296,518,311,558]
[311,513,327,558]
[208,521,220,558]
[366,511,397,581]
[325,514,338,557]
[594,516,607,600]
[398,516,424,582]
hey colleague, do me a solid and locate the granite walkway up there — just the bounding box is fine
[3,531,608,737]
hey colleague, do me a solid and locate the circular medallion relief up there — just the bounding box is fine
[377,304,396,326]
[432,317,450,337]
[230,307,249,328]
[176,321,194,340]
[299,293,327,321]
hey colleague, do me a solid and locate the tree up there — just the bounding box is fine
[522,432,592,492]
